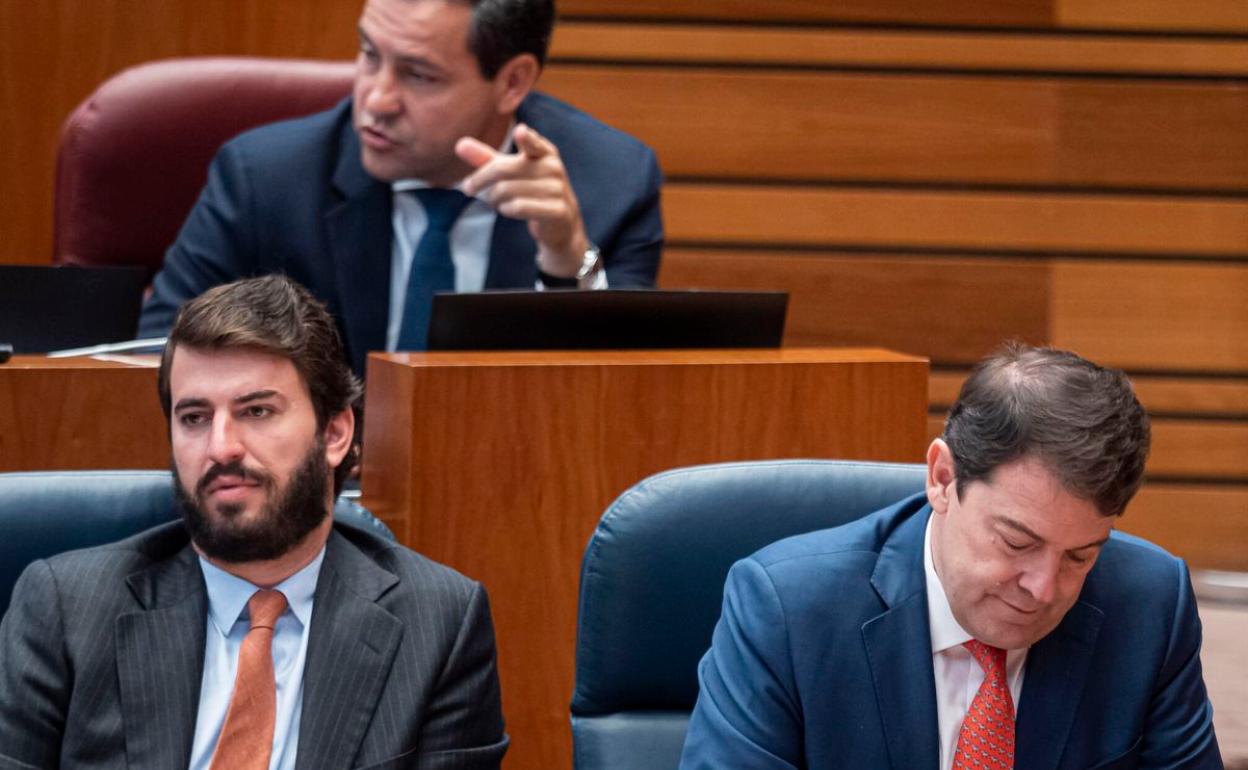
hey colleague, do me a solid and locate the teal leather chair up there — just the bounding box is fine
[571,459,927,770]
[0,470,392,620]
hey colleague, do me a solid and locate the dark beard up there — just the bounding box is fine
[174,441,330,563]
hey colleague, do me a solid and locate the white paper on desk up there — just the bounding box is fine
[47,337,167,358]
[90,353,161,367]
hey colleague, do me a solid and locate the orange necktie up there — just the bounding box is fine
[953,640,1015,770]
[209,588,288,770]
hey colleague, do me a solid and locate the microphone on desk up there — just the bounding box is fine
[0,344,12,364]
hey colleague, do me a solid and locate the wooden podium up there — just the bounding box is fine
[358,348,928,770]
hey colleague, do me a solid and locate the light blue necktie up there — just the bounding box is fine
[396,188,472,350]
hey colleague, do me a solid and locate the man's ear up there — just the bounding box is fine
[323,407,356,470]
[926,438,956,514]
[492,53,540,115]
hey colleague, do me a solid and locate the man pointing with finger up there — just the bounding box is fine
[139,0,664,376]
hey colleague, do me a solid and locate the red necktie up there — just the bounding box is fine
[209,589,288,770]
[953,639,1015,770]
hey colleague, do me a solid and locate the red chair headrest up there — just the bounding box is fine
[54,57,354,275]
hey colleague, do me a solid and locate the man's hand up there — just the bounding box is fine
[457,123,590,278]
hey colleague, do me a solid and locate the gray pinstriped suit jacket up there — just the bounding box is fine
[0,521,508,769]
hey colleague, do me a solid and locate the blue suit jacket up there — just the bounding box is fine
[138,93,664,375]
[680,493,1222,770]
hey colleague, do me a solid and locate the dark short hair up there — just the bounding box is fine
[942,343,1150,517]
[464,0,555,78]
[157,276,363,495]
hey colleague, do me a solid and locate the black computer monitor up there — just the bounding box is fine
[427,289,788,351]
[0,265,147,353]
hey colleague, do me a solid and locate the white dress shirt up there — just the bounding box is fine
[384,127,608,349]
[385,183,495,350]
[189,548,324,770]
[924,515,1028,770]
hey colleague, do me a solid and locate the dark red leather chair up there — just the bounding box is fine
[54,57,354,276]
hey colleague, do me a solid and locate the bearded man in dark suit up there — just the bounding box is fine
[0,275,507,769]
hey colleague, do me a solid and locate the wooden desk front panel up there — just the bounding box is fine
[359,348,928,770]
[0,357,167,472]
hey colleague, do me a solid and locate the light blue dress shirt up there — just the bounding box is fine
[188,548,324,770]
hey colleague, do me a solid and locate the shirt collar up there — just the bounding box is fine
[390,121,517,194]
[199,546,326,636]
[924,514,974,654]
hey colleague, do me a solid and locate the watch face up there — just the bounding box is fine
[576,247,601,281]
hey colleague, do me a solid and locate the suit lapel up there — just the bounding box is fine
[484,214,537,288]
[116,542,207,770]
[862,506,941,770]
[327,119,393,374]
[296,530,403,770]
[1015,600,1104,770]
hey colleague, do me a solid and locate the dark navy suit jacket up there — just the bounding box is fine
[138,93,664,375]
[680,493,1222,770]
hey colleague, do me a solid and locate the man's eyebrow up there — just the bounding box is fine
[172,397,210,413]
[1068,536,1111,553]
[357,28,447,74]
[993,515,1110,552]
[234,390,279,405]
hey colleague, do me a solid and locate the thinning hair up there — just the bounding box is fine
[942,343,1150,517]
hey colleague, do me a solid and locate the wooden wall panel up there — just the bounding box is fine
[559,0,1055,27]
[1130,378,1248,418]
[1122,484,1248,572]
[1056,0,1248,33]
[1149,420,1248,481]
[562,0,1248,33]
[552,24,1248,77]
[659,249,1048,363]
[663,185,1248,257]
[543,67,1061,187]
[1051,260,1248,374]
[1055,81,1248,192]
[541,66,1248,191]
[663,252,1248,374]
[931,371,1248,418]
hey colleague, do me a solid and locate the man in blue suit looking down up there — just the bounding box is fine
[681,344,1223,770]
[138,0,663,376]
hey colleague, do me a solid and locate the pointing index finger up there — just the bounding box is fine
[456,136,502,196]
[514,123,554,159]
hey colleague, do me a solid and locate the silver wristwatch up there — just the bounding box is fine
[575,245,602,289]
